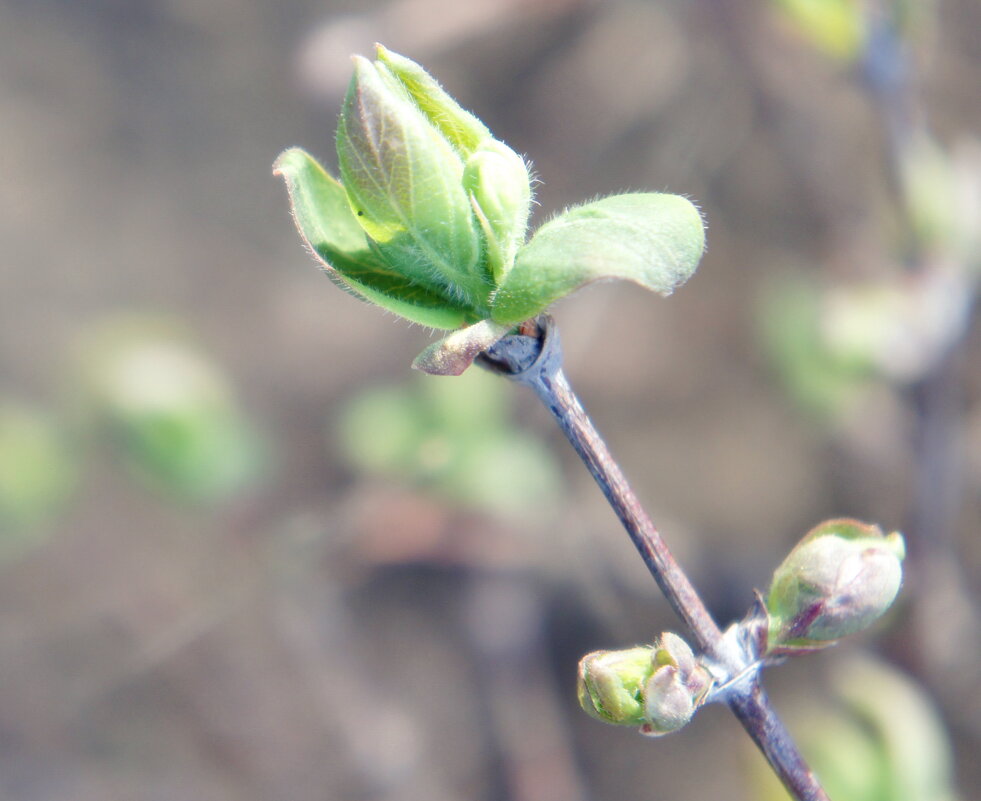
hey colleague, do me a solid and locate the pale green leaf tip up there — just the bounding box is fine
[272,146,303,178]
[347,54,374,88]
[273,147,335,191]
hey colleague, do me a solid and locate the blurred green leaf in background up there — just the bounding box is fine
[759,277,876,419]
[752,656,959,801]
[0,402,78,556]
[770,0,925,62]
[771,0,865,59]
[77,316,265,504]
[335,369,561,519]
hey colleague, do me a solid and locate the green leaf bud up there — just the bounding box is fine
[277,45,705,354]
[463,140,533,283]
[577,646,654,726]
[577,633,712,735]
[374,44,490,157]
[766,519,906,655]
[641,632,713,737]
[337,54,490,310]
[274,147,474,329]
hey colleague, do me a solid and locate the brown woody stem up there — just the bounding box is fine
[477,316,829,801]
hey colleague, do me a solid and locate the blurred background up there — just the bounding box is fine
[1,0,979,799]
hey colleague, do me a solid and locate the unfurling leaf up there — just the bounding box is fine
[275,147,473,329]
[374,44,490,156]
[277,46,705,371]
[491,193,705,325]
[337,55,490,310]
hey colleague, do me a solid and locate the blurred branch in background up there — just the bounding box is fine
[762,0,981,718]
[749,0,981,792]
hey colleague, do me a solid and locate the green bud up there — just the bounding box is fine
[577,633,712,735]
[371,48,532,284]
[374,44,490,156]
[577,646,653,726]
[337,53,490,310]
[463,140,533,283]
[641,632,713,737]
[278,45,535,329]
[277,45,706,367]
[766,519,906,655]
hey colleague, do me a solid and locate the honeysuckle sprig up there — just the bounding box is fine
[272,46,912,801]
[275,45,705,375]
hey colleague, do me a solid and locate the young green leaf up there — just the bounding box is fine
[578,646,654,727]
[275,147,474,329]
[374,44,491,156]
[491,193,705,325]
[337,57,491,310]
[463,140,533,283]
[277,48,704,349]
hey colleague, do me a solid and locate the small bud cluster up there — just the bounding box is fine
[579,518,905,738]
[577,632,713,736]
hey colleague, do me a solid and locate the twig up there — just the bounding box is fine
[477,316,830,801]
[727,684,827,801]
